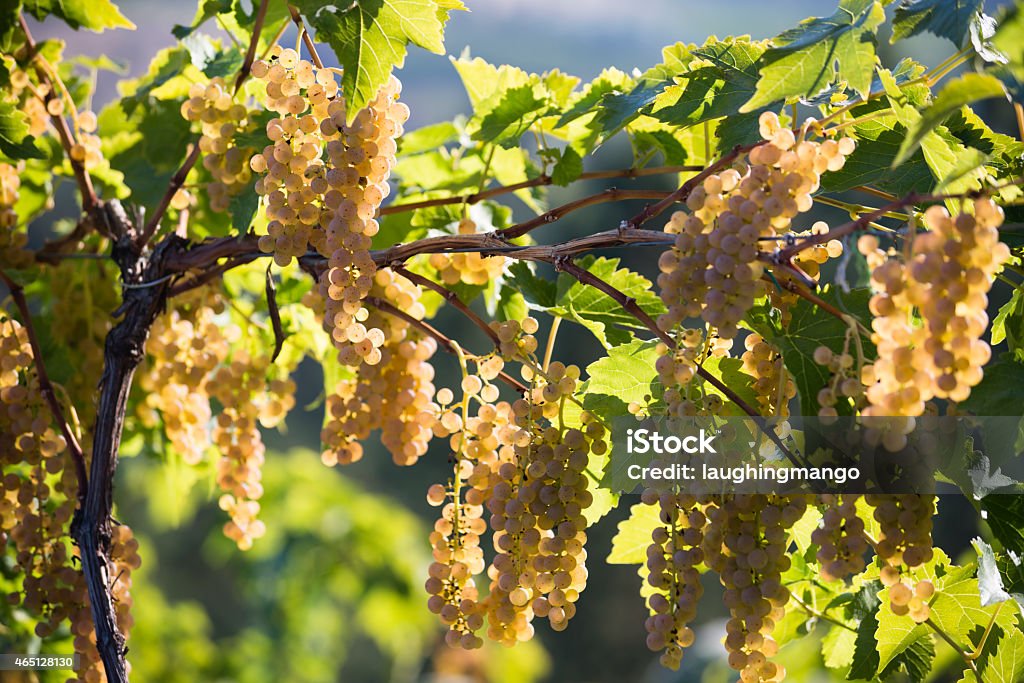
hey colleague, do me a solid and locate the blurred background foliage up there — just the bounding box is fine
[2,1,1020,681]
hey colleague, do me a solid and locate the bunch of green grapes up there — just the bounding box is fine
[867,494,935,570]
[478,363,601,646]
[811,494,868,582]
[741,333,795,418]
[429,217,507,285]
[137,290,232,465]
[811,342,864,419]
[655,328,728,420]
[640,490,706,670]
[858,198,1008,429]
[181,77,259,211]
[0,313,108,682]
[209,350,272,551]
[320,269,439,466]
[703,495,806,683]
[423,389,517,648]
[658,112,855,341]
[0,162,32,268]
[248,46,409,369]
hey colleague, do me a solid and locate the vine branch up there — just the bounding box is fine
[379,165,699,216]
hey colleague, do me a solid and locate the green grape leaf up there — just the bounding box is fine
[821,623,857,669]
[892,0,982,46]
[993,5,1024,82]
[820,75,935,195]
[121,46,190,116]
[651,37,766,128]
[203,46,244,79]
[173,0,232,39]
[23,0,134,31]
[398,121,458,156]
[743,0,885,112]
[993,547,1024,611]
[181,32,217,69]
[293,0,454,116]
[880,69,986,194]
[880,635,934,682]
[581,338,661,422]
[591,79,668,141]
[555,67,633,129]
[0,0,20,51]
[496,286,528,323]
[0,101,45,160]
[849,596,885,678]
[928,563,1020,639]
[960,356,1024,416]
[992,289,1024,356]
[981,491,1024,555]
[550,146,583,186]
[955,624,1024,683]
[505,261,557,309]
[895,73,1008,165]
[472,84,549,148]
[550,257,667,349]
[874,596,931,673]
[607,502,660,564]
[229,183,259,234]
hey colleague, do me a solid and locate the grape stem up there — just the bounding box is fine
[0,269,88,502]
[390,265,501,345]
[288,5,324,69]
[925,618,980,681]
[496,188,673,239]
[365,295,528,394]
[788,590,857,633]
[543,316,561,373]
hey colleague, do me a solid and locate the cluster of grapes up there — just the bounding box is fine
[8,68,48,138]
[0,313,120,683]
[811,343,863,419]
[320,270,439,466]
[655,328,729,420]
[473,365,599,646]
[248,46,408,369]
[857,199,1008,424]
[0,162,32,269]
[209,351,273,551]
[137,291,232,465]
[867,494,935,570]
[67,109,104,171]
[424,395,516,649]
[181,78,259,211]
[741,334,794,417]
[704,495,805,683]
[811,494,868,582]
[640,490,706,670]
[658,112,855,341]
[428,217,507,285]
[885,576,934,623]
